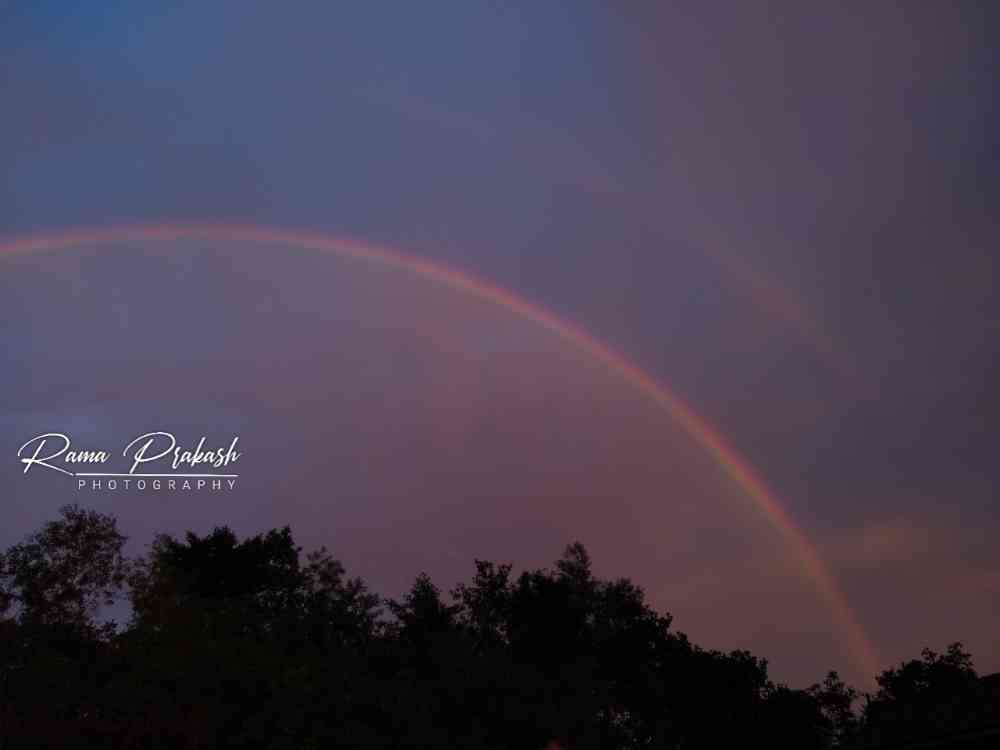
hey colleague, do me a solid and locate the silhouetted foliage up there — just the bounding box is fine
[857,643,993,748]
[0,504,128,630]
[0,507,994,749]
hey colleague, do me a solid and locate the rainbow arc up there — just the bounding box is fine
[0,223,880,679]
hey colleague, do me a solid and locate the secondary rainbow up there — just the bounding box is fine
[0,222,881,679]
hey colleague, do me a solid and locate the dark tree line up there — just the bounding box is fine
[0,505,992,749]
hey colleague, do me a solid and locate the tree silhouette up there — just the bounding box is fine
[0,507,994,749]
[858,642,990,748]
[0,504,128,629]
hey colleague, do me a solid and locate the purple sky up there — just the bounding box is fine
[2,2,997,688]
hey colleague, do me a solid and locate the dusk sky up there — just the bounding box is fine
[2,2,997,689]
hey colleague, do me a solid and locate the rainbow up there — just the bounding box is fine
[0,222,880,679]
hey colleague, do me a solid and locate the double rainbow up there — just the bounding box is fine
[0,223,879,679]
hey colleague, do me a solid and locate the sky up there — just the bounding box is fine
[1,2,997,688]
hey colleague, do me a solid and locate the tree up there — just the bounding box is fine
[18,507,997,750]
[120,525,385,748]
[808,671,859,747]
[860,642,985,746]
[0,506,129,748]
[0,504,127,630]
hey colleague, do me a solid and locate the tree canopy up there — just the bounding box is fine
[0,506,993,749]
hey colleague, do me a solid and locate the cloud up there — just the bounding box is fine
[822,512,1000,678]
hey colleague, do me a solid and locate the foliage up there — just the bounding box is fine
[858,642,988,748]
[0,507,990,749]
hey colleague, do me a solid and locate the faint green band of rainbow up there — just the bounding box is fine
[0,223,880,679]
